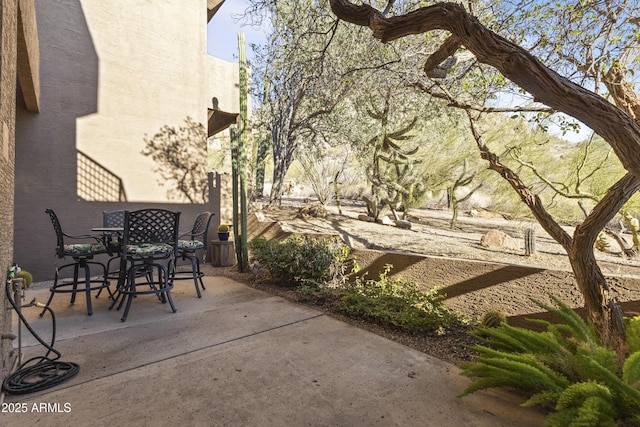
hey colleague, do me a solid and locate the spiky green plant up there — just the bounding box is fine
[460,296,640,426]
[480,310,506,328]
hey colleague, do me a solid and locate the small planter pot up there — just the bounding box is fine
[218,232,230,241]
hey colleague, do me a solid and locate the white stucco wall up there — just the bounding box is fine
[14,0,234,280]
[75,0,209,202]
[206,55,240,114]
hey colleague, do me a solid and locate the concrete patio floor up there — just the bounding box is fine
[3,274,545,426]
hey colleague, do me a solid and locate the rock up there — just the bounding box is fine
[297,204,327,218]
[394,219,412,230]
[380,216,394,226]
[358,214,375,222]
[480,229,520,251]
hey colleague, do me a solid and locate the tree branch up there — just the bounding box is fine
[329,0,640,177]
[464,110,573,252]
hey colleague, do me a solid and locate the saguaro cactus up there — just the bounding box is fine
[525,227,536,256]
[236,32,249,272]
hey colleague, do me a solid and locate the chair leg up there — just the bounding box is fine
[195,256,205,291]
[173,251,205,298]
[41,259,108,316]
[161,265,177,313]
[190,256,202,298]
[69,263,80,305]
[121,293,134,322]
[119,267,138,321]
[116,258,178,321]
[81,261,93,316]
[97,255,119,299]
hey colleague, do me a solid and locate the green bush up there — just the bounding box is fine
[249,235,351,288]
[339,265,471,333]
[249,240,468,336]
[460,296,640,426]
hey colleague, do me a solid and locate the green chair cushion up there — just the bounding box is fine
[177,240,204,251]
[126,243,174,256]
[62,243,108,256]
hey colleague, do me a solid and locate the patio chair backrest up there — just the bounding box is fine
[123,209,181,247]
[188,212,213,247]
[103,210,125,228]
[45,208,66,258]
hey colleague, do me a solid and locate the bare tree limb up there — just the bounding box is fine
[329,0,640,176]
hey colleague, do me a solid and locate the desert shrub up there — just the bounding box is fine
[460,296,640,426]
[248,235,351,288]
[339,265,471,333]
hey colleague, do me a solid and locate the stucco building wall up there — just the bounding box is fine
[14,0,237,281]
[0,0,19,383]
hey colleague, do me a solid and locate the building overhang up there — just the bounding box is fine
[17,0,40,112]
[207,0,226,22]
[208,108,238,137]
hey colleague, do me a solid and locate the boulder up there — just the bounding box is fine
[380,216,394,226]
[480,229,520,251]
[358,214,375,222]
[394,219,412,230]
[297,204,327,218]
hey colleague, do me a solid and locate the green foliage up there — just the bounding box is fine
[248,235,351,288]
[249,238,469,336]
[460,296,640,426]
[627,317,640,354]
[339,265,470,333]
[217,223,230,233]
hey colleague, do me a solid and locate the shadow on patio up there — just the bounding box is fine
[4,271,545,426]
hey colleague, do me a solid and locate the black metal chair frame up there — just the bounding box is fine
[172,212,214,298]
[101,210,125,282]
[41,209,111,316]
[110,209,181,321]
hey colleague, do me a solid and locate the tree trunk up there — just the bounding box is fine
[570,173,640,359]
[269,150,295,207]
[329,0,640,361]
[254,137,269,198]
[466,110,638,360]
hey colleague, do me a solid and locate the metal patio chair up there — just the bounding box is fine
[173,212,214,298]
[41,208,111,316]
[110,208,180,321]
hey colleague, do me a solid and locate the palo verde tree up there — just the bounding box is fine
[511,134,640,256]
[330,0,640,361]
[248,0,358,206]
[246,0,406,207]
[448,159,481,229]
[142,116,208,203]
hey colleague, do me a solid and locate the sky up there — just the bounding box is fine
[207,0,267,63]
[205,1,589,142]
